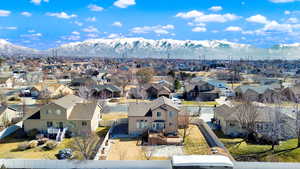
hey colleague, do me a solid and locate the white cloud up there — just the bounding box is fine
[0,10,11,17]
[107,33,123,39]
[28,30,35,33]
[209,6,223,12]
[30,0,48,5]
[192,27,207,32]
[114,0,136,8]
[62,35,80,41]
[86,17,97,22]
[72,31,80,35]
[21,11,32,17]
[176,10,239,23]
[112,21,123,27]
[46,12,77,19]
[0,26,17,30]
[263,21,292,32]
[74,21,83,26]
[287,17,298,23]
[21,33,43,40]
[82,26,99,33]
[187,22,206,27]
[88,4,104,12]
[285,10,291,15]
[225,26,242,32]
[131,24,174,35]
[246,14,270,24]
[269,0,299,3]
[86,33,99,38]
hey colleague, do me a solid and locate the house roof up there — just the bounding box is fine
[68,103,99,120]
[93,84,121,92]
[52,94,85,109]
[0,77,10,84]
[128,96,179,117]
[215,104,294,122]
[31,83,64,92]
[235,84,280,94]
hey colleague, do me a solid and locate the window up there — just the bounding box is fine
[229,122,235,127]
[46,109,52,114]
[56,109,61,115]
[47,121,53,127]
[169,122,173,126]
[169,112,174,118]
[82,121,87,126]
[157,112,161,117]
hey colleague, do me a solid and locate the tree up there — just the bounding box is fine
[111,70,132,96]
[235,101,259,139]
[174,79,181,91]
[136,68,154,87]
[69,132,101,160]
[178,109,191,142]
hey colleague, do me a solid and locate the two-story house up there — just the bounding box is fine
[128,96,180,136]
[23,95,102,138]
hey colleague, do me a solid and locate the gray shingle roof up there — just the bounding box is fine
[128,96,179,117]
[53,94,85,109]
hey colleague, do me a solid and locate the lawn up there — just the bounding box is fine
[179,125,210,155]
[216,131,300,162]
[0,138,73,159]
[102,113,128,121]
[182,101,218,107]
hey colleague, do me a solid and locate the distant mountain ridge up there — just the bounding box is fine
[1,38,300,60]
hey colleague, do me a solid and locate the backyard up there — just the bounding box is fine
[179,125,211,155]
[216,130,300,162]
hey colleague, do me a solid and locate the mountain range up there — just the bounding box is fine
[1,38,300,60]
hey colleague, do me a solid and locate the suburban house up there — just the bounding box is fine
[128,97,183,145]
[23,95,102,138]
[145,83,172,99]
[30,83,74,99]
[0,77,14,88]
[281,84,300,102]
[234,84,282,103]
[69,77,98,89]
[90,84,121,99]
[214,104,296,139]
[184,79,220,101]
[0,105,20,127]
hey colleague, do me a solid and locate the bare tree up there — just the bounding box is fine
[142,146,154,160]
[136,68,154,87]
[235,101,259,139]
[178,109,192,142]
[69,132,101,160]
[111,70,133,97]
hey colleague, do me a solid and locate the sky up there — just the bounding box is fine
[1,0,300,50]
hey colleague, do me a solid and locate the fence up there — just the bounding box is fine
[99,118,128,127]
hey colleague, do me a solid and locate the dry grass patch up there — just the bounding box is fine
[102,113,128,121]
[179,125,210,155]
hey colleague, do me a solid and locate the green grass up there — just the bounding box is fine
[216,131,300,162]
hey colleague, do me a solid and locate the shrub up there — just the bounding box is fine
[17,142,30,151]
[28,140,38,148]
[8,96,21,102]
[38,138,49,145]
[44,140,57,150]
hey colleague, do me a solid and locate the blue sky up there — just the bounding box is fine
[1,0,300,49]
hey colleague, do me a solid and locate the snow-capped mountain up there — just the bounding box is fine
[51,38,253,59]
[0,39,37,56]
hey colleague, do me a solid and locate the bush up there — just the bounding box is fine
[27,129,39,139]
[8,96,21,102]
[109,98,119,103]
[44,140,58,150]
[17,142,30,151]
[28,140,38,148]
[38,138,49,145]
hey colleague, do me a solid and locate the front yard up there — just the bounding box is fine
[182,101,218,107]
[216,130,300,162]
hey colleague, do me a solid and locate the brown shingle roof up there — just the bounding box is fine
[68,103,99,120]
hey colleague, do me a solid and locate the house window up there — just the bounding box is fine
[229,122,235,127]
[157,112,162,117]
[56,109,61,115]
[169,112,174,118]
[82,121,87,126]
[169,122,173,126]
[47,121,53,127]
